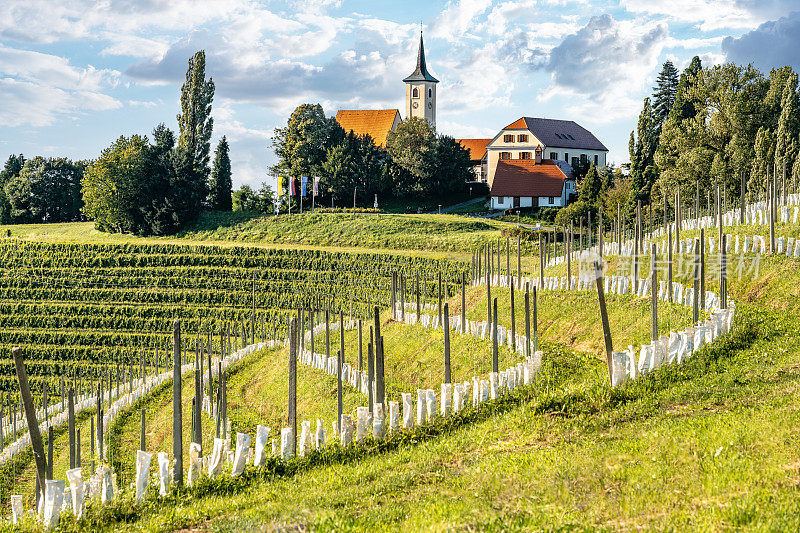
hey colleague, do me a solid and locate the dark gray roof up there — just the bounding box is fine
[505,117,608,151]
[403,33,439,83]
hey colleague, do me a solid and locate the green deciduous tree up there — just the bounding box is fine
[272,103,341,182]
[6,157,84,223]
[775,72,799,178]
[0,154,24,223]
[386,117,436,197]
[209,136,233,210]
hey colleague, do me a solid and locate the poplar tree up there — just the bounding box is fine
[209,136,232,210]
[177,50,215,203]
[775,72,799,178]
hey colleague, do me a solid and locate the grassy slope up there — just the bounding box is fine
[80,255,800,532]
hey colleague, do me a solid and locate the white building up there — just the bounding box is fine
[489,146,575,210]
[486,117,608,186]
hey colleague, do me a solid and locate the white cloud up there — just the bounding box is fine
[620,0,800,31]
[535,15,668,121]
[0,46,121,126]
[722,12,800,72]
[430,0,493,41]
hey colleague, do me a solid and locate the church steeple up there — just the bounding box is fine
[404,31,438,127]
[403,32,439,83]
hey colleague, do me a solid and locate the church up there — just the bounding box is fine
[335,33,608,211]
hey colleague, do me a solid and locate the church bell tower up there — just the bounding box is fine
[404,32,438,128]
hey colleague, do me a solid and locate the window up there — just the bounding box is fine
[500,152,512,160]
[517,134,528,143]
[594,155,599,165]
[503,134,514,143]
[550,152,558,160]
[412,87,419,98]
[567,134,575,140]
[428,88,432,98]
[564,152,569,161]
[519,152,531,160]
[580,154,588,163]
[571,157,578,167]
[548,197,554,204]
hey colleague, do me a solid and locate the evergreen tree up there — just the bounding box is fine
[775,72,799,177]
[578,164,602,205]
[177,50,215,204]
[652,60,679,126]
[209,136,233,210]
[628,98,658,212]
[671,56,703,122]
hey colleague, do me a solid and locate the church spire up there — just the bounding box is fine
[403,32,439,83]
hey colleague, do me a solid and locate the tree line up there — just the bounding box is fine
[562,58,800,226]
[0,50,240,235]
[270,103,472,210]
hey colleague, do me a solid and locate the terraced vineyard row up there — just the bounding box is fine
[0,240,469,398]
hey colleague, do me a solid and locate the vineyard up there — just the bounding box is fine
[2,196,800,531]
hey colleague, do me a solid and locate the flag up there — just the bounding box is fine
[301,176,308,197]
[291,177,296,196]
[277,176,283,196]
[313,176,320,197]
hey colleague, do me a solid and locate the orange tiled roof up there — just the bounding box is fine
[456,139,492,161]
[490,159,566,197]
[335,109,400,147]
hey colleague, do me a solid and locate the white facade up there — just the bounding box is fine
[486,128,607,184]
[405,82,436,125]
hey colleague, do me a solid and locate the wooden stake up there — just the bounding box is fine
[461,272,466,334]
[593,261,614,385]
[651,243,658,342]
[172,319,183,486]
[140,408,146,451]
[68,387,75,469]
[533,286,538,353]
[510,280,516,352]
[12,347,46,496]
[444,303,451,384]
[668,225,673,303]
[700,228,706,312]
[492,297,499,373]
[288,315,298,456]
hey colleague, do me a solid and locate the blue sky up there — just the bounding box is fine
[1,0,799,189]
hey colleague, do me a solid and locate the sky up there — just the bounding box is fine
[1,0,800,190]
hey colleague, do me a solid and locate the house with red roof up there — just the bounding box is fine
[489,146,574,210]
[335,110,402,147]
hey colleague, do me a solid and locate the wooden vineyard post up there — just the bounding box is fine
[358,319,363,377]
[325,310,331,362]
[533,286,538,353]
[524,284,531,359]
[538,231,544,289]
[288,315,298,457]
[668,225,673,303]
[416,273,421,321]
[140,408,146,451]
[391,272,396,320]
[593,261,614,385]
[12,347,46,497]
[461,272,466,334]
[700,228,706,312]
[740,170,745,224]
[676,189,681,254]
[693,238,700,325]
[770,177,775,254]
[506,236,511,287]
[367,328,374,415]
[68,387,75,469]
[443,303,451,384]
[598,206,603,257]
[76,428,81,467]
[517,234,522,289]
[172,319,183,487]
[374,306,385,409]
[717,183,722,249]
[48,426,53,479]
[251,271,256,345]
[339,311,345,373]
[438,272,443,327]
[651,243,658,342]
[492,297,499,373]
[721,234,728,309]
[567,222,572,287]
[337,349,342,427]
[510,281,516,352]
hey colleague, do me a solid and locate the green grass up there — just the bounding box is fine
[176,212,506,252]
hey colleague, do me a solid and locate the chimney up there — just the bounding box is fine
[534,145,543,164]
